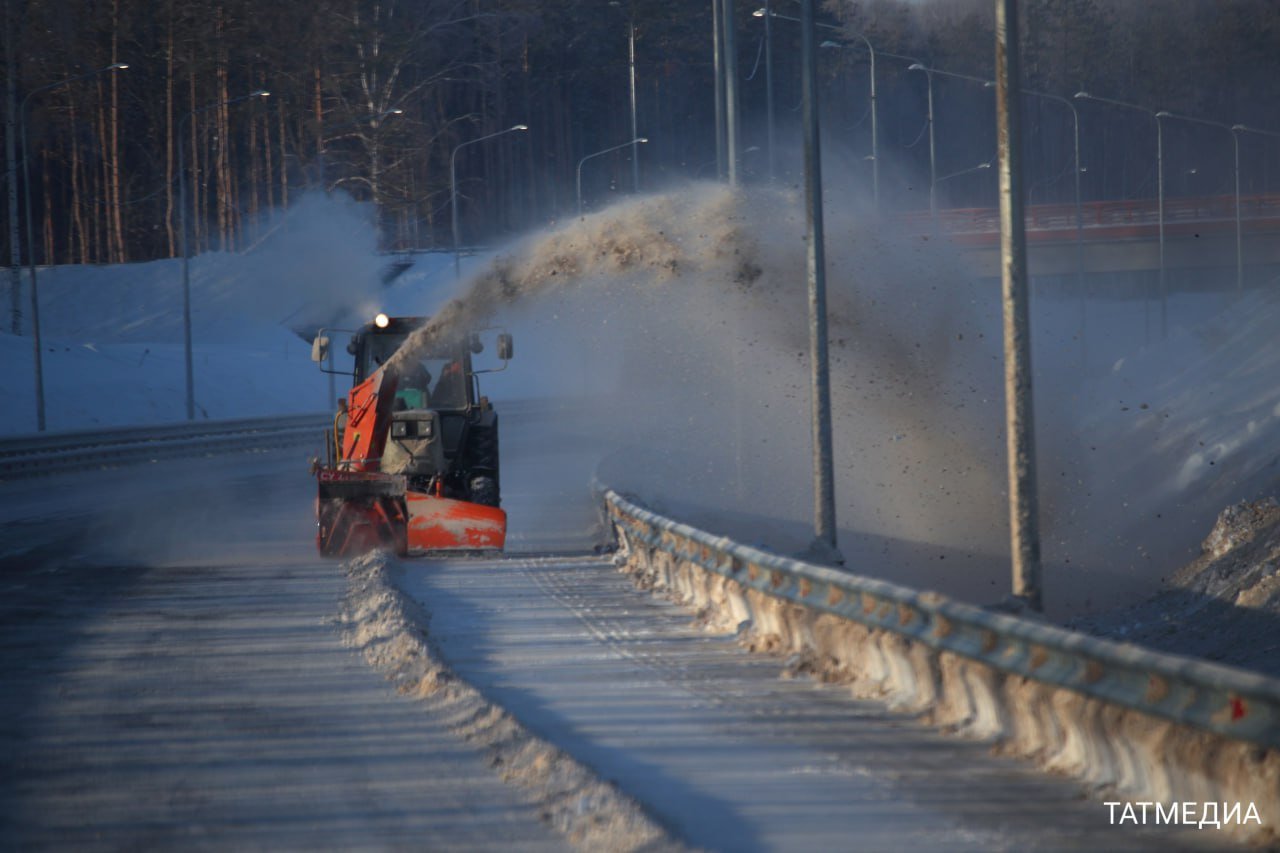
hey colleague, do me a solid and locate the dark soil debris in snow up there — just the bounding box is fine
[1070,497,1280,677]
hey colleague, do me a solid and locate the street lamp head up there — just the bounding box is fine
[637,137,649,143]
[820,40,841,48]
[511,124,529,131]
[251,89,270,98]
[752,8,766,17]
[110,63,129,71]
[908,63,926,71]
[1073,91,1090,99]
[1155,110,1171,118]
[389,108,404,115]
[1232,124,1247,132]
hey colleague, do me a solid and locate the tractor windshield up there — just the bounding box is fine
[358,333,408,378]
[392,355,468,411]
[357,332,469,410]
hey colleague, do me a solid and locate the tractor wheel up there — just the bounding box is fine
[468,423,499,473]
[468,476,500,507]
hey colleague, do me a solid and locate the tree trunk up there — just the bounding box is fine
[95,82,109,263]
[5,0,21,334]
[165,14,175,256]
[41,149,52,263]
[215,11,231,251]
[109,0,125,263]
[313,62,323,188]
[189,71,201,254]
[263,104,275,213]
[248,104,259,224]
[522,33,537,226]
[278,99,288,209]
[68,96,87,264]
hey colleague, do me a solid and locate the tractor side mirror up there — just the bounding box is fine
[497,333,513,361]
[311,335,330,363]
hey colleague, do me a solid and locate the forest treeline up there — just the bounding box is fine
[1,0,1277,268]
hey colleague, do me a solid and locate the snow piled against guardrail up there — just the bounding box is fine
[602,489,1279,845]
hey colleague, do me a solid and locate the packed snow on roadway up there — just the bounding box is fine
[2,186,1278,666]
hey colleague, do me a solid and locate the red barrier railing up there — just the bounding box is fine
[899,194,1280,244]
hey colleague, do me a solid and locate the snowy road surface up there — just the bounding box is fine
[0,451,564,850]
[0,437,1226,850]
[402,553,1216,851]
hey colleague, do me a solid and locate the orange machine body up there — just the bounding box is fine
[315,363,507,557]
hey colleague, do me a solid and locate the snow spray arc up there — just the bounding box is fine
[390,182,1011,606]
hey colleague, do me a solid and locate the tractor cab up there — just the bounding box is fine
[349,317,474,414]
[315,313,512,410]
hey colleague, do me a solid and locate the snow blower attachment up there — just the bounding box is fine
[311,314,512,558]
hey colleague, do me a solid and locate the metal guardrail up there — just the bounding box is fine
[603,488,1280,749]
[0,398,605,481]
[0,413,330,480]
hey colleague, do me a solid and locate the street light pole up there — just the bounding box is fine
[722,0,740,186]
[577,138,649,215]
[179,89,270,421]
[799,0,840,561]
[1231,124,1280,291]
[5,23,18,337]
[909,64,995,222]
[18,62,129,432]
[820,37,878,208]
[995,0,1040,612]
[1014,89,1082,253]
[908,64,937,223]
[712,0,725,179]
[627,17,640,191]
[1075,91,1166,339]
[757,9,879,201]
[1231,126,1242,291]
[763,0,775,180]
[609,1,641,192]
[1016,87,1085,364]
[451,124,528,280]
[1156,111,1242,290]
[993,86,1084,262]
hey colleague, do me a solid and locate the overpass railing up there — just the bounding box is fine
[903,193,1280,243]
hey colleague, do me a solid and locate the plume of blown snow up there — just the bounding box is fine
[390,182,1010,601]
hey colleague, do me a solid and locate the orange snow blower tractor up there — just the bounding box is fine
[310,313,513,558]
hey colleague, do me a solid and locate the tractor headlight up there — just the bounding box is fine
[374,312,390,328]
[390,418,433,439]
